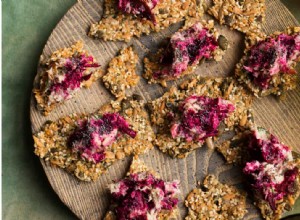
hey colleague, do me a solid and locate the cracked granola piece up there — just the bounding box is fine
[185,174,247,220]
[33,41,102,115]
[104,157,180,220]
[216,130,251,164]
[143,20,227,86]
[208,0,265,36]
[103,47,139,100]
[89,0,204,42]
[33,96,155,181]
[148,77,253,158]
[242,127,300,220]
[236,27,300,98]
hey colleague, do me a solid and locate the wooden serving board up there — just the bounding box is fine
[30,0,300,219]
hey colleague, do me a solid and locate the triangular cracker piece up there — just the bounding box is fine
[105,157,180,219]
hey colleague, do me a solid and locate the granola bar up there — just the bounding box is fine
[34,41,103,115]
[89,0,204,42]
[148,77,254,158]
[103,47,139,100]
[208,0,266,37]
[185,174,247,220]
[235,27,300,98]
[242,127,300,220]
[104,157,180,220]
[33,96,155,181]
[143,20,228,87]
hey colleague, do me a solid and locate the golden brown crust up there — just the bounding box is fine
[33,98,155,181]
[143,20,227,87]
[89,0,204,42]
[127,156,156,176]
[185,174,247,220]
[217,127,300,219]
[103,47,139,100]
[208,0,266,37]
[33,41,103,115]
[254,160,300,220]
[235,27,300,99]
[216,130,251,164]
[149,77,254,158]
[104,157,179,220]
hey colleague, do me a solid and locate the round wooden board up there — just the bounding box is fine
[30,0,300,219]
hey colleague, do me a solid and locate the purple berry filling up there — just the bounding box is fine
[153,23,218,79]
[117,0,158,23]
[49,54,100,102]
[68,113,136,163]
[247,129,291,164]
[109,172,179,219]
[170,95,235,142]
[243,32,300,89]
[243,129,299,210]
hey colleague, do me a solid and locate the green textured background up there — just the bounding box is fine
[2,0,300,219]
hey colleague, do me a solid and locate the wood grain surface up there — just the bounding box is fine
[30,0,300,219]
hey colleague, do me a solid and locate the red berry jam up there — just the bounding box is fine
[243,32,300,89]
[109,172,179,219]
[243,128,299,210]
[153,23,218,79]
[49,54,100,103]
[117,0,159,23]
[170,95,235,142]
[68,113,136,163]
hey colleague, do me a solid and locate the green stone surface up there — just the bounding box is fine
[2,0,300,219]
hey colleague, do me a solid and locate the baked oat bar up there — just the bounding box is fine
[185,174,247,220]
[103,47,139,100]
[34,41,102,115]
[33,96,155,181]
[208,0,266,36]
[89,0,204,42]
[148,77,254,158]
[143,20,228,86]
[104,157,180,220]
[235,27,300,98]
[241,127,300,220]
